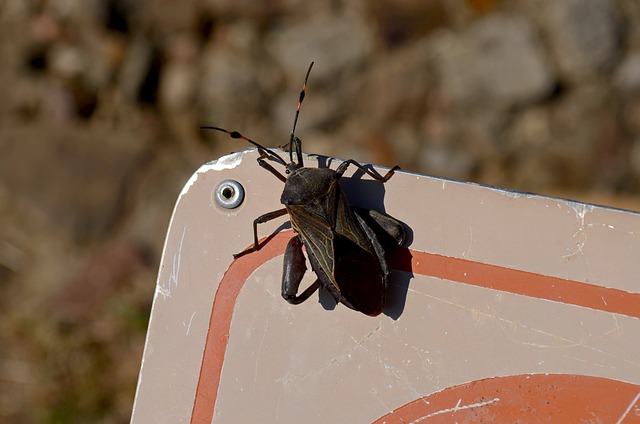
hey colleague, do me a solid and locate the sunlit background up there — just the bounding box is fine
[1,0,640,422]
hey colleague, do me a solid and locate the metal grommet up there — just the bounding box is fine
[214,180,244,209]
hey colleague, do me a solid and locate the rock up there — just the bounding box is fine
[202,0,284,19]
[614,52,640,95]
[432,14,556,108]
[268,12,375,83]
[538,0,621,80]
[365,0,449,47]
[198,23,280,136]
[630,138,640,176]
[0,124,150,242]
[420,143,475,181]
[361,37,434,124]
[506,107,552,149]
[159,34,198,111]
[50,241,152,323]
[545,85,615,188]
[117,36,155,105]
[267,12,377,138]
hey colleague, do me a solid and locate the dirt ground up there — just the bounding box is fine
[1,1,640,422]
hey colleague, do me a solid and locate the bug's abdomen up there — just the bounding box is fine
[332,234,385,316]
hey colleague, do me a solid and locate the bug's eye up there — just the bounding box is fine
[285,169,291,174]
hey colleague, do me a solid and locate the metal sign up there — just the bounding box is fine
[132,149,640,423]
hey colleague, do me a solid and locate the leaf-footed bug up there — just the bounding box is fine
[203,62,405,316]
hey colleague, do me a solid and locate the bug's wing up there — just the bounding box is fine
[285,180,358,293]
[288,203,385,315]
[287,185,388,316]
[332,187,376,255]
[332,188,387,316]
[287,205,336,289]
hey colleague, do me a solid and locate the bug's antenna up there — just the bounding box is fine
[289,61,314,167]
[201,126,288,166]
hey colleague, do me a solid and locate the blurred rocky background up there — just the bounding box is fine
[1,0,640,422]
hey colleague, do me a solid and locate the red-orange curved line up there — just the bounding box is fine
[373,374,640,423]
[191,230,640,423]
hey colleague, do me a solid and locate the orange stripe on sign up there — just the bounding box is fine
[387,248,640,320]
[190,233,291,423]
[190,230,640,423]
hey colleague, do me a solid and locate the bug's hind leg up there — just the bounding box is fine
[353,207,406,249]
[335,159,400,182]
[282,235,321,304]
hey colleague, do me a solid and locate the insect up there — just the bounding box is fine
[203,62,405,316]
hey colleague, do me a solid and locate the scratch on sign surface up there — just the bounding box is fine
[409,289,640,369]
[156,226,186,300]
[562,202,594,260]
[183,311,196,336]
[615,390,640,424]
[350,326,424,402]
[253,321,269,384]
[409,397,500,423]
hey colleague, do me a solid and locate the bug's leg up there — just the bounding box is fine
[353,207,406,249]
[257,152,287,183]
[282,235,321,304]
[335,159,400,182]
[233,208,289,258]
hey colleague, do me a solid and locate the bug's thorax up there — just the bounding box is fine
[280,166,339,207]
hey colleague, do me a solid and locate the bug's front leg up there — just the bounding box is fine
[233,208,288,258]
[257,152,287,183]
[282,235,320,304]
